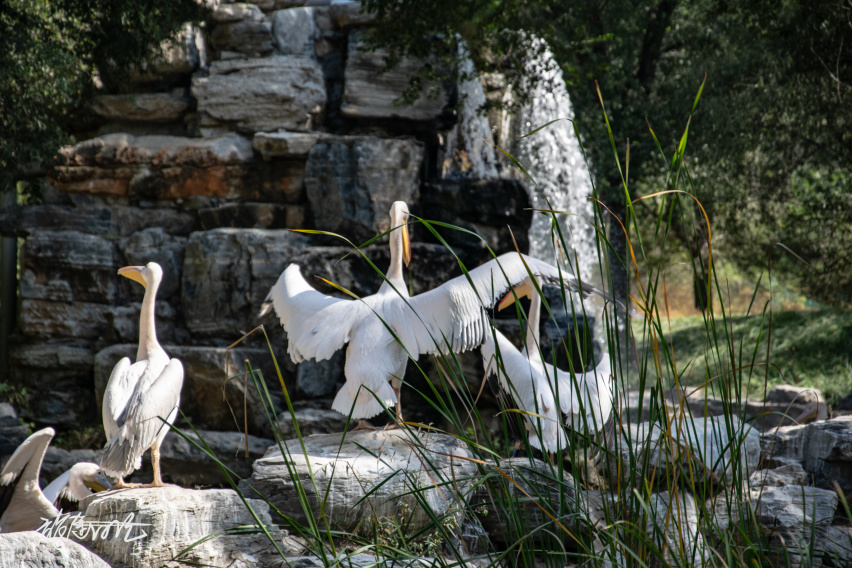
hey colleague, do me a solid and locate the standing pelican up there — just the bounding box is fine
[482,276,613,453]
[0,428,110,532]
[101,261,183,488]
[264,202,599,424]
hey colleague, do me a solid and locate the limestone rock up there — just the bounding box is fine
[94,344,283,436]
[0,532,111,568]
[119,227,186,300]
[752,485,838,562]
[276,404,349,438]
[254,132,320,158]
[212,3,266,22]
[647,492,706,568]
[20,230,117,303]
[687,384,827,431]
[90,92,190,123]
[609,416,761,487]
[272,7,317,55]
[181,228,309,335]
[749,460,808,488]
[329,2,375,27]
[473,457,587,547]
[192,56,326,133]
[68,487,296,568]
[133,429,273,487]
[762,416,852,498]
[129,23,206,87]
[305,136,423,239]
[211,19,274,55]
[239,429,478,533]
[18,299,112,339]
[51,133,255,199]
[0,403,30,461]
[295,351,345,397]
[199,202,307,230]
[341,32,450,121]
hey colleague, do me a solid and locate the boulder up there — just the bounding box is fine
[688,384,828,431]
[304,136,423,239]
[647,491,707,568]
[181,228,310,335]
[67,487,299,568]
[131,429,274,487]
[0,403,30,462]
[211,19,274,56]
[20,230,117,303]
[51,133,255,200]
[211,3,266,23]
[254,132,320,158]
[272,7,318,56]
[119,227,187,300]
[198,202,307,230]
[473,457,587,547]
[762,417,852,499]
[749,460,808,488]
[341,32,450,122]
[89,92,190,123]
[94,344,284,436]
[0,532,110,568]
[192,56,326,133]
[239,429,478,534]
[608,416,761,487]
[329,2,375,27]
[276,404,349,438]
[295,351,345,397]
[128,23,206,88]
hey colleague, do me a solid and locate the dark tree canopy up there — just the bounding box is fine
[0,0,206,193]
[362,0,852,307]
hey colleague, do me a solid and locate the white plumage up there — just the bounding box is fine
[265,201,598,421]
[0,428,109,532]
[100,261,183,487]
[482,276,614,453]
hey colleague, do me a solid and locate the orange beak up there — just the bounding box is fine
[402,222,411,267]
[117,266,147,287]
[497,280,533,310]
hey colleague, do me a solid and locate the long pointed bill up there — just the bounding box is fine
[402,223,411,267]
[117,266,147,287]
[497,281,532,311]
[498,289,518,311]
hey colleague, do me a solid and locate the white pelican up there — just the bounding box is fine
[42,462,111,513]
[482,276,613,454]
[264,201,598,424]
[101,261,184,488]
[0,428,110,532]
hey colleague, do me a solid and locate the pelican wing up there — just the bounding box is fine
[554,356,614,433]
[41,469,71,510]
[100,359,183,477]
[0,428,57,532]
[265,264,371,363]
[482,330,565,453]
[103,356,145,441]
[395,252,591,356]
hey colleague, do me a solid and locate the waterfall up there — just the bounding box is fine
[511,37,598,284]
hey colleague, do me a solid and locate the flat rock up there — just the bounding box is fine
[305,135,423,239]
[254,131,320,158]
[129,24,206,87]
[89,92,190,123]
[67,487,298,568]
[762,416,852,498]
[212,3,266,22]
[341,32,450,121]
[239,429,478,534]
[198,202,307,230]
[181,228,309,335]
[329,2,375,27]
[272,7,317,55]
[192,56,326,133]
[648,491,706,568]
[0,532,111,568]
[276,405,349,438]
[211,19,274,55]
[608,416,761,487]
[94,344,283,436]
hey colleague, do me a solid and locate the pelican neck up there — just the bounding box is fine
[137,278,162,361]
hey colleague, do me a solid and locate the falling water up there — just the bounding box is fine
[511,37,598,284]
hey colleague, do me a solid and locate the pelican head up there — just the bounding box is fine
[497,276,538,311]
[70,463,112,495]
[390,201,411,267]
[117,261,163,289]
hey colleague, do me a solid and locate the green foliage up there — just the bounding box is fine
[362,0,852,306]
[0,0,206,192]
